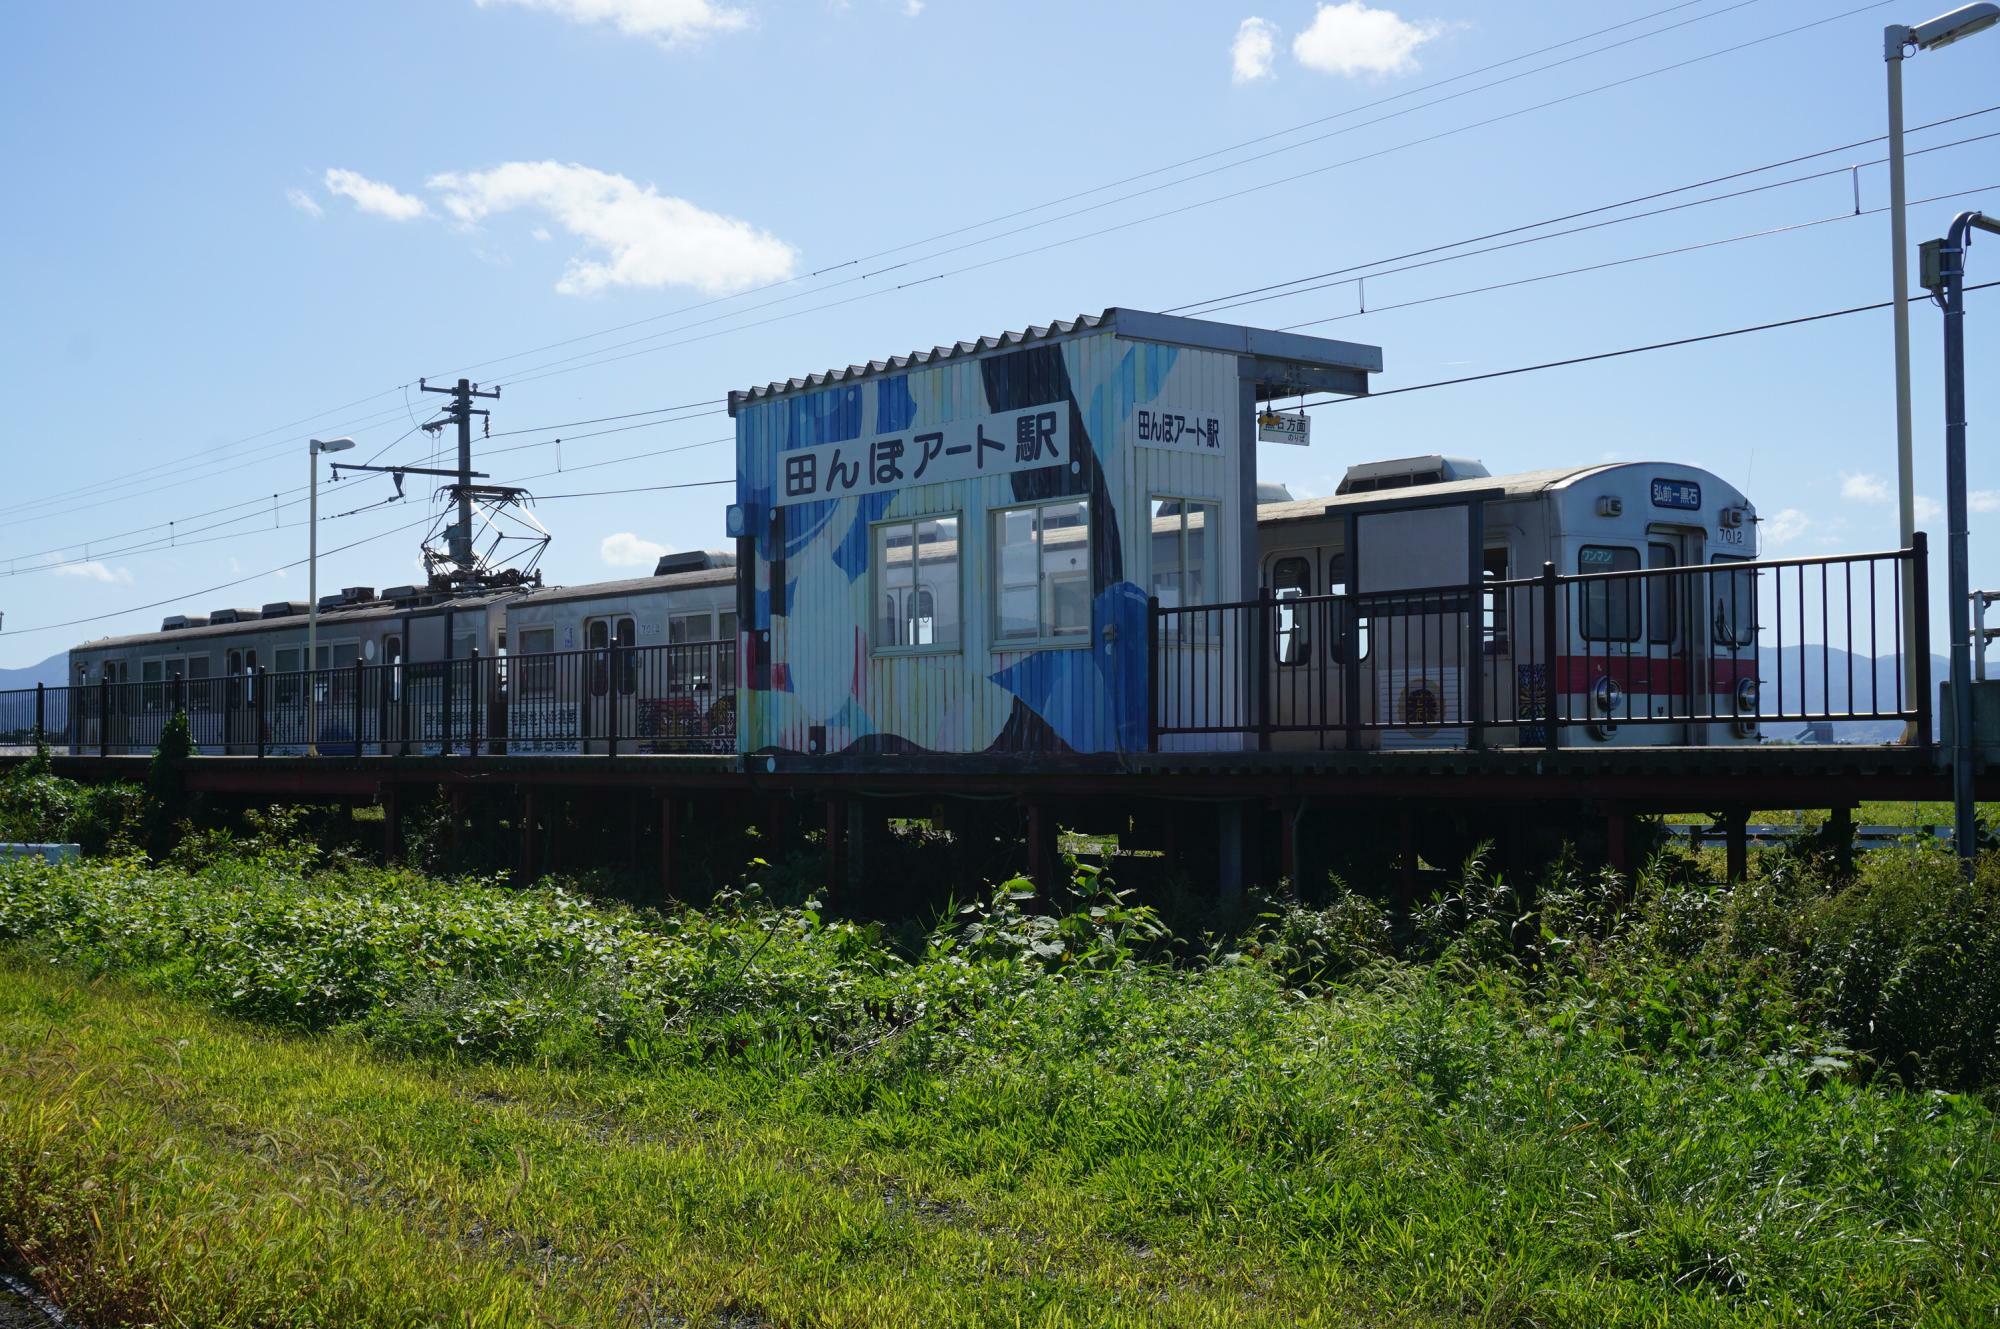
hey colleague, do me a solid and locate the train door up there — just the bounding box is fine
[1645,526,1706,744]
[584,613,636,750]
[1263,544,1350,749]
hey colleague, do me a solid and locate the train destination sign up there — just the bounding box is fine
[1650,478,1702,510]
[776,402,1069,505]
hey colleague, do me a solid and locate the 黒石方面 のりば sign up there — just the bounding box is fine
[775,403,1070,505]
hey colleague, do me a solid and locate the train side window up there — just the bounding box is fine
[718,611,738,641]
[516,627,554,699]
[668,612,710,644]
[1327,553,1369,662]
[1710,555,1759,647]
[1647,544,1678,646]
[1578,546,1642,641]
[1272,556,1311,665]
[1482,547,1511,650]
[615,616,637,695]
[586,619,611,697]
[383,634,403,702]
[275,647,303,706]
[141,659,163,712]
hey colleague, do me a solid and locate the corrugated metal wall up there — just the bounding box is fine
[734,328,1248,756]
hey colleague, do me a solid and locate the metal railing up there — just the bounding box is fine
[0,640,736,758]
[1150,540,1931,751]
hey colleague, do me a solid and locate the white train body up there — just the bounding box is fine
[1253,457,1761,748]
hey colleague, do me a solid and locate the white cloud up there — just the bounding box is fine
[54,561,133,584]
[530,225,552,242]
[601,532,670,567]
[1761,508,1809,547]
[1232,17,1279,83]
[286,188,324,219]
[1840,471,1891,503]
[903,0,924,13]
[324,168,429,221]
[1915,495,1942,522]
[474,0,748,46]
[1972,490,2000,513]
[1292,1,1445,77]
[427,161,798,296]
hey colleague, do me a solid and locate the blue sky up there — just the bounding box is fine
[2,0,1996,668]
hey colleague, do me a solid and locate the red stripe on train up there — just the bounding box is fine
[1555,655,1757,694]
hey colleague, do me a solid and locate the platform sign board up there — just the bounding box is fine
[775,402,1069,506]
[1650,478,1702,510]
[1257,411,1311,446]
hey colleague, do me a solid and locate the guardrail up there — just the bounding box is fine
[1150,541,1930,751]
[0,640,735,758]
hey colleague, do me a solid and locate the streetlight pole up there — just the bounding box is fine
[1925,209,2000,872]
[1884,5,1999,723]
[306,437,354,755]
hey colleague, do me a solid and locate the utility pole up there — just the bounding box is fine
[420,377,500,577]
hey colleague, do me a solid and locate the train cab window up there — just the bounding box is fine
[1710,555,1759,647]
[993,501,1090,646]
[1481,547,1511,651]
[873,515,962,652]
[1647,544,1678,646]
[1578,546,1642,641]
[1272,556,1312,665]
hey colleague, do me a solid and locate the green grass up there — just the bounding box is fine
[2,848,2000,1325]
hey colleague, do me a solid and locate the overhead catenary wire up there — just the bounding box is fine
[424,0,1767,389]
[0,0,1913,529]
[1290,281,2000,409]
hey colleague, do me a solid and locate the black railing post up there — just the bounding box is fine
[1342,593,1361,751]
[441,654,455,757]
[352,658,365,757]
[469,650,483,758]
[1466,577,1486,752]
[398,662,411,757]
[607,647,619,759]
[34,683,44,750]
[1256,586,1273,752]
[256,666,268,759]
[98,675,110,758]
[1541,562,1561,753]
[1911,532,1934,748]
[1146,595,1160,752]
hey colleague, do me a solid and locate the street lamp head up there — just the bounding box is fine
[309,437,356,455]
[1910,3,1999,50]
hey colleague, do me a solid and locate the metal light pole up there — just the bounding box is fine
[1925,209,1999,872]
[306,437,355,755]
[1885,5,1998,719]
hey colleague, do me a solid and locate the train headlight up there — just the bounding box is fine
[1592,676,1623,714]
[1734,677,1759,714]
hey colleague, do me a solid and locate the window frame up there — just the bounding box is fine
[990,499,1093,651]
[1578,544,1643,643]
[1271,554,1313,666]
[870,511,964,657]
[1149,495,1222,645]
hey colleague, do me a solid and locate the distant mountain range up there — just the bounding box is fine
[1765,646,1951,743]
[0,653,68,692]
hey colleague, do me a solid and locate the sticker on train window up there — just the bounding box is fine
[1650,478,1702,510]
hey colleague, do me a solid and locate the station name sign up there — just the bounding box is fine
[777,402,1070,504]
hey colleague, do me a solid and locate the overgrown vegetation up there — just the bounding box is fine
[0,809,1997,1323]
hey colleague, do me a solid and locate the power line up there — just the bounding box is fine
[423,0,1760,388]
[0,514,438,641]
[478,2,1905,393]
[1295,281,2000,408]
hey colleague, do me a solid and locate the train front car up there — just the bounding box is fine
[1256,457,1763,749]
[1543,462,1761,746]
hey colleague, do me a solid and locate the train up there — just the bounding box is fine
[63,453,1764,756]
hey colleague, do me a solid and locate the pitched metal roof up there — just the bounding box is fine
[727,307,1383,411]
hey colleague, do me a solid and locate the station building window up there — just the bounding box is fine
[992,500,1089,646]
[872,514,961,652]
